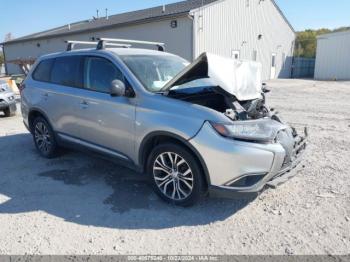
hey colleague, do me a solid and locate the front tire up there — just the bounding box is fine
[3,108,15,117]
[32,116,58,158]
[147,143,205,206]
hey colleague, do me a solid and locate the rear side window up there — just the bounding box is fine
[83,57,123,93]
[32,59,54,82]
[51,56,82,87]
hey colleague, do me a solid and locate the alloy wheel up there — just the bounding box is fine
[34,122,52,154]
[153,152,194,201]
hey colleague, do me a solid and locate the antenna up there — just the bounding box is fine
[96,9,99,19]
[105,8,109,19]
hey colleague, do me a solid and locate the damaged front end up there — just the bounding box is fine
[163,53,308,195]
[162,52,281,122]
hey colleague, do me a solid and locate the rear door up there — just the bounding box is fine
[72,55,136,160]
[46,55,84,138]
[31,55,83,138]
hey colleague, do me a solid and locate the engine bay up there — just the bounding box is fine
[166,84,273,121]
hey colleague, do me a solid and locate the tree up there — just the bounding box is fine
[295,27,350,58]
[4,32,13,42]
[295,29,330,58]
[1,33,14,66]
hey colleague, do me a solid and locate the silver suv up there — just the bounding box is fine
[21,39,307,206]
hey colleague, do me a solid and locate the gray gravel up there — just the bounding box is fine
[0,79,349,255]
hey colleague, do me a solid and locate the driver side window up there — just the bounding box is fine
[83,56,124,93]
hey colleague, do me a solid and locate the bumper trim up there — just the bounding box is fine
[266,158,304,189]
[209,186,259,199]
[208,159,304,199]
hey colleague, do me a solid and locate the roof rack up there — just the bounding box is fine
[96,38,166,51]
[65,40,131,51]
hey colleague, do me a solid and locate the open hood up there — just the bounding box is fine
[162,52,263,101]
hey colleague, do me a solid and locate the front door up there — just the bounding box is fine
[270,53,277,79]
[75,56,136,160]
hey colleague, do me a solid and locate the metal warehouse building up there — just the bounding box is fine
[2,0,295,80]
[315,30,350,80]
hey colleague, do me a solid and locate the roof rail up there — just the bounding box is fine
[65,41,96,51]
[65,40,131,51]
[96,38,166,51]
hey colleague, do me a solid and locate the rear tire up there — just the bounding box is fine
[147,143,205,206]
[32,116,58,158]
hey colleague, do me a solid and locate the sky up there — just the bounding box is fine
[0,0,349,41]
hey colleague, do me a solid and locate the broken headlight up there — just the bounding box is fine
[210,119,285,143]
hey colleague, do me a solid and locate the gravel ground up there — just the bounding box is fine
[0,79,349,255]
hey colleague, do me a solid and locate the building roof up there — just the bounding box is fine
[2,0,294,45]
[3,0,218,45]
[317,29,350,39]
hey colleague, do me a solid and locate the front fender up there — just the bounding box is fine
[133,94,220,163]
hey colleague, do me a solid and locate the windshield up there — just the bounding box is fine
[121,54,189,92]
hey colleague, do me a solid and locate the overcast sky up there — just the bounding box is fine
[0,0,349,41]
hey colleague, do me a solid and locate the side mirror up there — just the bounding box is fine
[110,79,126,97]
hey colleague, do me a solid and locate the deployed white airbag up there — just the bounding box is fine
[206,53,262,101]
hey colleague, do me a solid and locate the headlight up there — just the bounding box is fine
[210,119,285,143]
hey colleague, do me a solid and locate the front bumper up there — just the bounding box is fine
[189,122,307,199]
[0,100,17,111]
[209,146,306,199]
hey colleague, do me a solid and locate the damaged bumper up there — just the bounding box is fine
[189,122,308,199]
[266,128,307,189]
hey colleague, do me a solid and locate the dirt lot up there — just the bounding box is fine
[0,79,349,255]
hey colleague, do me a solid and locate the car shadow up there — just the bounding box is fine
[0,133,255,229]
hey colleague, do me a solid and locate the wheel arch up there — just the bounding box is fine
[139,131,211,187]
[28,108,53,134]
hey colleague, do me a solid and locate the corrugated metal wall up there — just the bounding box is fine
[5,0,295,79]
[192,0,295,80]
[4,16,193,75]
[315,31,350,80]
